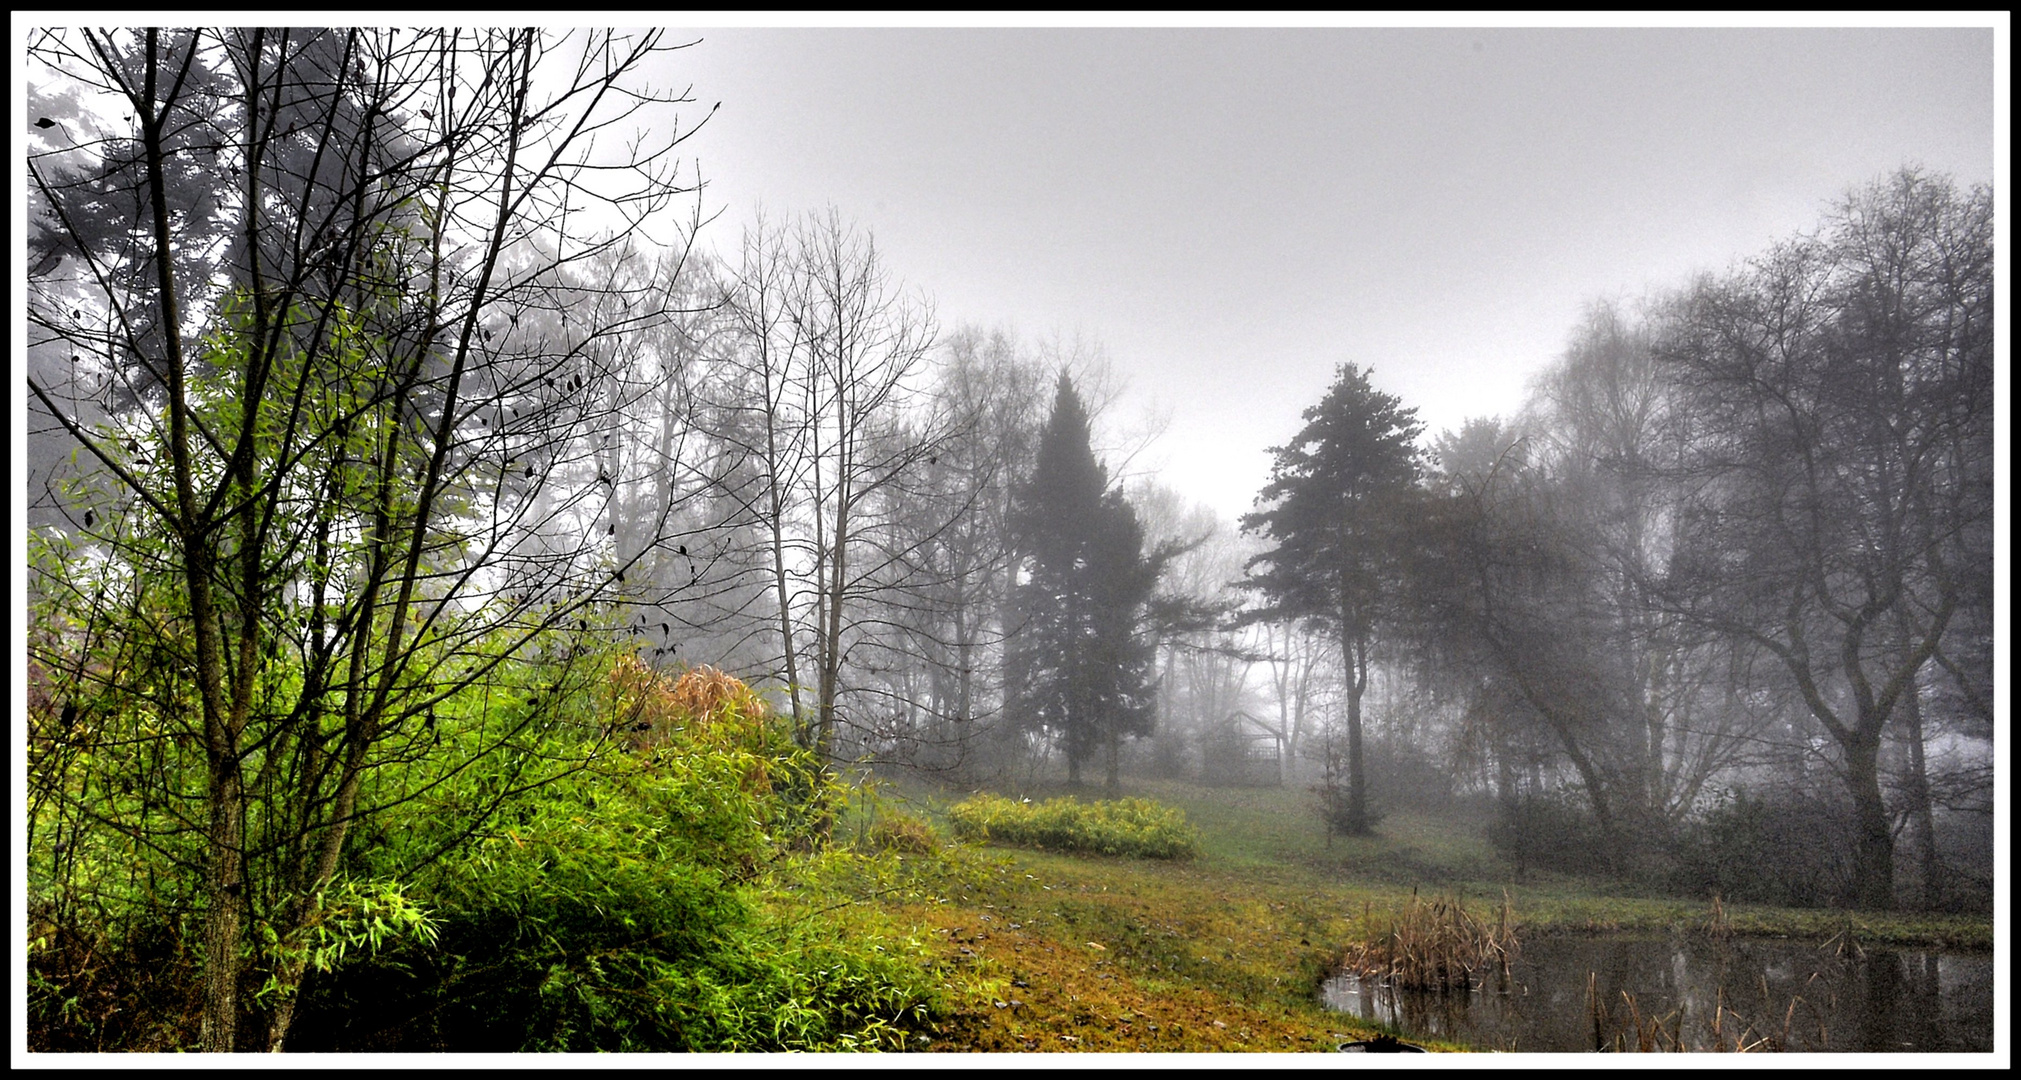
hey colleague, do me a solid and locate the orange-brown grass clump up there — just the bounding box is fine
[597,656,839,867]
[607,658,786,789]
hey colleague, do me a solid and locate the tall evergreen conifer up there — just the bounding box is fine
[1240,364,1424,836]
[1008,377,1161,792]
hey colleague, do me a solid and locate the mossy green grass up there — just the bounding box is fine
[855,775,1989,1053]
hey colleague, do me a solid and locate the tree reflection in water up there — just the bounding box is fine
[1320,935,1991,1052]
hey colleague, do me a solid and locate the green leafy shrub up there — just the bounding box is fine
[1667,788,1854,908]
[289,661,941,1052]
[946,794,1199,860]
[294,828,944,1051]
[1485,790,1610,876]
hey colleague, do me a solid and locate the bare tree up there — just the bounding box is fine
[835,327,1050,777]
[709,210,941,777]
[25,27,707,1049]
[1127,484,1263,782]
[1258,621,1331,780]
[711,216,820,713]
[1523,304,1765,836]
[1656,170,1994,909]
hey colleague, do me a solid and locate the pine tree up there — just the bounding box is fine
[1240,363,1424,836]
[1007,377,1162,792]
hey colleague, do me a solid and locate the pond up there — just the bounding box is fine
[1320,933,1993,1052]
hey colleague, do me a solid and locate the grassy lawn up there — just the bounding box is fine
[855,775,1991,1053]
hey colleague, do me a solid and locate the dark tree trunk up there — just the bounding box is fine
[1345,690,1367,833]
[199,761,246,1052]
[1845,736,1896,911]
[1104,723,1121,796]
[1339,628,1372,836]
[1899,673,1944,908]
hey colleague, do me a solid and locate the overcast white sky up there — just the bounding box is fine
[644,19,2001,522]
[12,16,1997,524]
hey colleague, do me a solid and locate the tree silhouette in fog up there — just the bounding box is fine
[1241,364,1424,837]
[1007,377,1164,793]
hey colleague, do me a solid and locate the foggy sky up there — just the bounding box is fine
[650,20,1998,522]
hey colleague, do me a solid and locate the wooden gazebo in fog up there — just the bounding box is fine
[1200,711,1285,787]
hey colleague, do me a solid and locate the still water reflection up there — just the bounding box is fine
[1319,934,1992,1052]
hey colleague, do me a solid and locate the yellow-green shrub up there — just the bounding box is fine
[947,794,1199,860]
[863,813,941,856]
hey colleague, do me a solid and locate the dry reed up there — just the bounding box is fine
[1338,888,1519,994]
[1705,892,1732,941]
[1821,918,1867,960]
[1588,976,1802,1052]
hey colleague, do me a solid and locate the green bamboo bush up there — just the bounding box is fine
[272,661,945,1052]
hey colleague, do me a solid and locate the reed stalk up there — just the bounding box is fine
[1705,892,1732,941]
[1338,889,1519,994]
